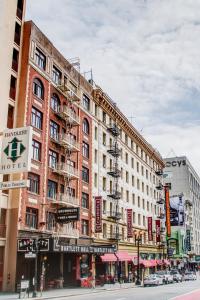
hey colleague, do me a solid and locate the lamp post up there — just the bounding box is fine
[32,238,38,298]
[135,232,142,285]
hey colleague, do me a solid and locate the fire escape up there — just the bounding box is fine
[107,115,122,242]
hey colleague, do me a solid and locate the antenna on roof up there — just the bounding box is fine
[166,148,178,158]
[82,68,94,86]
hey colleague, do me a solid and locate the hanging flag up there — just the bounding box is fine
[156,220,161,243]
[127,209,133,238]
[148,217,153,241]
[165,187,171,237]
[95,196,102,233]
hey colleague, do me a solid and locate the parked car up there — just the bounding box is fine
[170,270,183,282]
[144,274,164,287]
[155,271,174,284]
[184,272,197,281]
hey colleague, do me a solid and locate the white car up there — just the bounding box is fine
[184,272,197,281]
[155,271,174,284]
[170,270,183,282]
[144,274,164,287]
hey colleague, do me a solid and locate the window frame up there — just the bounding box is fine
[33,78,44,99]
[35,48,46,70]
[32,139,41,161]
[31,107,43,130]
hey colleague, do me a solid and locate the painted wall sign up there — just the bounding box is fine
[165,160,186,168]
[127,209,133,238]
[0,126,32,174]
[56,207,80,223]
[95,196,102,233]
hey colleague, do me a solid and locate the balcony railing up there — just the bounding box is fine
[107,123,120,137]
[156,198,165,205]
[67,90,81,103]
[107,232,122,240]
[107,211,122,220]
[57,223,79,239]
[58,193,79,206]
[107,190,121,200]
[155,169,163,176]
[107,166,121,178]
[0,225,6,238]
[52,163,79,179]
[55,106,80,125]
[107,145,121,157]
[59,134,80,151]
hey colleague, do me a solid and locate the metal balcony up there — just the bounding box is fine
[160,227,165,233]
[108,232,122,241]
[107,166,121,178]
[157,214,165,220]
[107,144,121,157]
[55,106,80,126]
[156,183,163,190]
[155,169,163,176]
[156,198,165,205]
[107,190,121,200]
[51,193,79,207]
[107,123,120,137]
[59,134,80,151]
[67,90,81,103]
[52,163,79,179]
[56,223,79,239]
[107,211,122,220]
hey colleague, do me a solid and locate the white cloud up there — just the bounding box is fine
[26,0,200,174]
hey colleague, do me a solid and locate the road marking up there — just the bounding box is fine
[116,298,126,300]
[169,288,200,300]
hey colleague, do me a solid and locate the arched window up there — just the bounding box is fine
[51,93,60,112]
[33,78,44,99]
[82,118,89,135]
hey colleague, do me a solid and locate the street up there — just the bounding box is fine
[44,280,200,300]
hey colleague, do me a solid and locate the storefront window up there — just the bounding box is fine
[80,254,89,278]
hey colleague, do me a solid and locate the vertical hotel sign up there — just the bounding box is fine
[156,220,161,243]
[148,217,153,241]
[165,187,171,237]
[127,209,133,238]
[0,127,32,174]
[95,196,102,233]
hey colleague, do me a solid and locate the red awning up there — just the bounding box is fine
[156,259,163,265]
[164,259,170,265]
[101,253,117,262]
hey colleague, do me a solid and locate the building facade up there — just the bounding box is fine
[164,156,200,260]
[0,0,26,291]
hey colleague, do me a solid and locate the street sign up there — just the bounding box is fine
[167,248,174,257]
[25,252,36,258]
[18,238,49,252]
[0,180,29,190]
[56,207,80,223]
[21,280,29,289]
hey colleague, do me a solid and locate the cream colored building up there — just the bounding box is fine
[0,0,26,291]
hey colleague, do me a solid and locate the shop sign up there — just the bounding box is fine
[156,220,161,243]
[95,196,102,233]
[165,188,171,237]
[25,252,36,258]
[0,126,32,174]
[21,280,29,289]
[195,255,200,262]
[0,180,29,190]
[165,160,186,167]
[148,217,153,241]
[56,207,80,223]
[170,195,184,226]
[185,229,191,251]
[53,240,116,254]
[18,238,49,252]
[127,209,133,238]
[167,248,174,257]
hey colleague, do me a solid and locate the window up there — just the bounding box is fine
[95,127,98,140]
[52,65,61,85]
[12,48,19,72]
[141,166,144,176]
[82,167,89,183]
[50,120,59,140]
[131,158,134,168]
[133,212,135,223]
[47,180,57,199]
[103,223,107,238]
[83,118,89,135]
[25,207,38,229]
[147,201,149,211]
[95,104,98,117]
[35,48,46,70]
[132,193,135,205]
[138,196,140,207]
[82,94,90,111]
[82,142,89,159]
[137,179,140,189]
[9,75,16,100]
[28,173,40,194]
[94,149,98,163]
[103,155,106,168]
[31,107,43,130]
[82,192,89,209]
[103,200,106,214]
[81,219,89,235]
[126,171,129,183]
[51,94,60,112]
[138,214,141,225]
[103,177,106,191]
[137,162,139,172]
[103,132,106,146]
[32,140,41,161]
[49,149,58,168]
[132,175,134,187]
[33,78,44,99]
[125,153,128,164]
[46,212,55,231]
[94,173,98,187]
[125,134,128,145]
[146,170,148,179]
[142,182,144,192]
[131,140,134,150]
[102,111,106,123]
[14,22,21,45]
[142,198,145,209]
[126,190,129,202]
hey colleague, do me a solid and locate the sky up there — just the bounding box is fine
[26,0,200,175]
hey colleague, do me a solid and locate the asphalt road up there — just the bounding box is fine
[50,279,200,300]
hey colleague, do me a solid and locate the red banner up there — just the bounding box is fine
[156,220,161,243]
[165,187,171,237]
[148,217,153,241]
[95,196,102,233]
[127,209,133,238]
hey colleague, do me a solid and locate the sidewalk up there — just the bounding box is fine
[0,282,137,300]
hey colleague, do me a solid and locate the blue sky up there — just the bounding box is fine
[26,0,200,174]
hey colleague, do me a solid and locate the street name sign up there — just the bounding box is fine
[0,180,29,190]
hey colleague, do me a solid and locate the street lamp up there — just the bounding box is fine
[135,231,142,285]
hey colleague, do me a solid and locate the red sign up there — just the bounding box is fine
[165,187,171,237]
[148,217,153,241]
[127,209,133,238]
[156,220,161,243]
[95,196,102,233]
